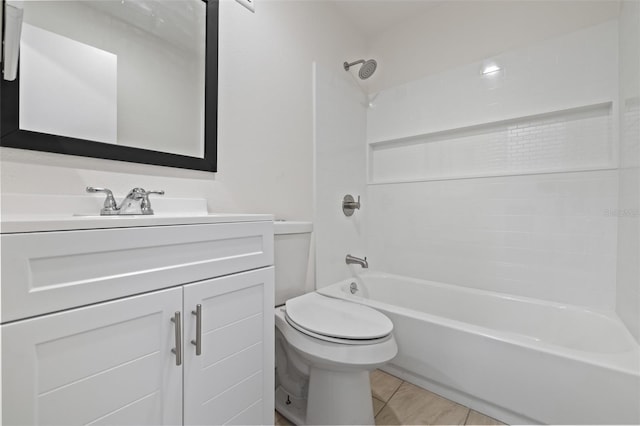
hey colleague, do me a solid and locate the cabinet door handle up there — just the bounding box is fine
[171,311,182,366]
[191,304,202,356]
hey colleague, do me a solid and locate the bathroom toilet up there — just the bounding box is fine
[273,221,397,425]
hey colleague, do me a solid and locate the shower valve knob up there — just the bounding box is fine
[342,194,361,216]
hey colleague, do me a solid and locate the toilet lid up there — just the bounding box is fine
[285,292,393,340]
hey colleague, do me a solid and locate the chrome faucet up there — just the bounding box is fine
[87,187,165,215]
[345,254,368,268]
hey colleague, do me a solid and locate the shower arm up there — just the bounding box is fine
[343,60,365,71]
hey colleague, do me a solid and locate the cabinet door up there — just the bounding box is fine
[2,287,183,426]
[183,267,274,426]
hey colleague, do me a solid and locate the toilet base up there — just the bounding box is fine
[274,304,397,424]
[275,386,306,425]
[306,366,375,425]
[275,368,375,425]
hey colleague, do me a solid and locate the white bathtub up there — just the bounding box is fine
[318,271,640,424]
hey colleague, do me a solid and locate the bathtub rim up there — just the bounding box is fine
[350,270,629,322]
[318,271,640,377]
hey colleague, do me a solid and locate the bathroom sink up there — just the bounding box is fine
[1,194,272,233]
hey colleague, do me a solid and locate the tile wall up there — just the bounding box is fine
[370,103,613,183]
[365,21,620,309]
[366,171,618,307]
[616,0,640,342]
[367,21,618,144]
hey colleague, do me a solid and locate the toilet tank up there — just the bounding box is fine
[274,221,313,306]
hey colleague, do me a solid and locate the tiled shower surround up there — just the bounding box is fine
[364,20,621,310]
[312,5,638,424]
[366,171,618,308]
[369,103,613,183]
[616,0,640,343]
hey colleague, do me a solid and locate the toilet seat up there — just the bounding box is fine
[275,306,398,370]
[285,292,393,345]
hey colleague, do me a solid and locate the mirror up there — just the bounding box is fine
[1,0,217,172]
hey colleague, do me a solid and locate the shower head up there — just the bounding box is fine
[344,59,377,80]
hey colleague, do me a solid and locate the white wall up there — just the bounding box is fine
[364,0,620,93]
[616,0,640,341]
[313,64,367,288]
[365,21,619,309]
[1,0,366,227]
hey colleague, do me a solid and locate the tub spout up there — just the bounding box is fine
[346,254,368,268]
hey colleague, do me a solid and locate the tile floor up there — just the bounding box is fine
[275,370,506,425]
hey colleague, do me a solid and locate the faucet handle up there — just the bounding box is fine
[342,194,361,216]
[140,189,165,215]
[86,187,118,215]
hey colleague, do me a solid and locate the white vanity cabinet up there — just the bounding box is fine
[1,219,274,426]
[183,270,272,425]
[2,287,185,425]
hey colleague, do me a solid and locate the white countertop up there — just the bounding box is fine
[0,213,274,233]
[0,193,273,233]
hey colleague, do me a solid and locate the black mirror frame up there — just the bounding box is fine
[0,0,218,172]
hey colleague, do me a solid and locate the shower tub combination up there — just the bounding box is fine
[318,271,640,425]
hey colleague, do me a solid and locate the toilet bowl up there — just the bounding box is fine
[275,293,397,425]
[273,221,397,425]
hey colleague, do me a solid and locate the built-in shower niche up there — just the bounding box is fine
[368,102,614,184]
